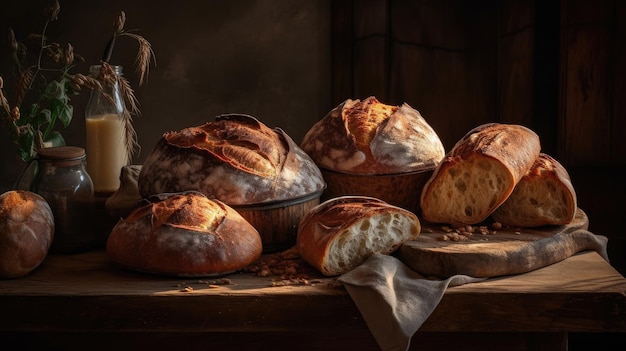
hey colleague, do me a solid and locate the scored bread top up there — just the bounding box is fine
[138,114,325,204]
[106,191,263,277]
[301,96,445,175]
[123,192,227,234]
[448,123,540,183]
[163,114,285,178]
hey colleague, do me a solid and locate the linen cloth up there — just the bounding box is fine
[338,230,609,351]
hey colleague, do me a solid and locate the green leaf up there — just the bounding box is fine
[16,103,40,126]
[49,97,73,128]
[37,108,52,124]
[44,131,65,147]
[44,79,68,103]
[16,127,35,161]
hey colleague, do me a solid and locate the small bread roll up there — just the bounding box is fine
[106,191,262,277]
[420,123,541,226]
[0,190,55,279]
[301,96,445,175]
[297,196,421,276]
[492,153,577,227]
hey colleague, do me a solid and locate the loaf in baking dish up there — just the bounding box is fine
[138,114,325,205]
[301,96,445,175]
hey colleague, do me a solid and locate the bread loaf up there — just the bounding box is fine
[297,196,421,276]
[301,96,445,175]
[106,191,262,277]
[420,123,541,226]
[492,153,577,227]
[138,114,325,205]
[0,190,55,279]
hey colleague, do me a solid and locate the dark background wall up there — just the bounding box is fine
[0,0,332,191]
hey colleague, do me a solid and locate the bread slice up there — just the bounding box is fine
[492,153,577,227]
[296,196,420,276]
[420,123,541,226]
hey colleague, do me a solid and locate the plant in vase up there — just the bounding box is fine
[0,0,155,251]
[0,0,154,170]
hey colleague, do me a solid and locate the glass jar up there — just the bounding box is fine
[85,64,128,195]
[29,146,96,254]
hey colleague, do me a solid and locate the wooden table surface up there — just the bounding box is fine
[1,249,625,350]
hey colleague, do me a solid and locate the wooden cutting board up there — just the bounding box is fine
[398,208,609,278]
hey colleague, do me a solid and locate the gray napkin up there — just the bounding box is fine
[338,254,485,351]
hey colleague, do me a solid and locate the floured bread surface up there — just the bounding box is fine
[138,114,325,204]
[297,196,420,276]
[492,153,577,227]
[0,190,55,279]
[106,191,263,277]
[301,96,445,174]
[420,123,541,226]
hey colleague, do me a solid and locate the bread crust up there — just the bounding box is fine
[301,96,445,175]
[0,190,55,279]
[297,196,420,276]
[106,191,262,277]
[138,114,325,204]
[420,123,541,226]
[492,153,577,227]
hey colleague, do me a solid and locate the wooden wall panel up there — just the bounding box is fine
[330,0,624,166]
[330,0,498,148]
[352,0,389,101]
[331,0,354,107]
[391,0,467,49]
[612,1,626,164]
[389,46,477,149]
[498,0,535,126]
[560,0,613,166]
[388,0,498,148]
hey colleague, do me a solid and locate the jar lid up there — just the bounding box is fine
[37,146,86,160]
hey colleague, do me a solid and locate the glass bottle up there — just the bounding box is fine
[29,146,96,254]
[85,64,128,195]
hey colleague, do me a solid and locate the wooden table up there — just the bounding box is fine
[0,249,625,351]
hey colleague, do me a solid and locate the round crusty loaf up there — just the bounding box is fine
[138,114,325,205]
[492,153,577,227]
[420,123,541,226]
[106,191,263,277]
[300,96,445,175]
[297,196,421,276]
[0,190,55,279]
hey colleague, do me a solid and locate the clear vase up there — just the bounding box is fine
[85,64,128,195]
